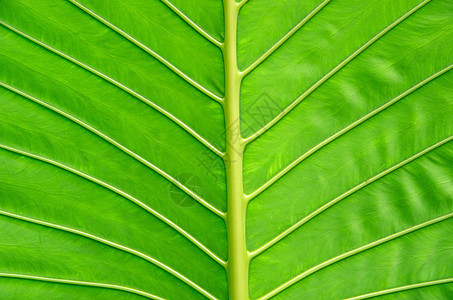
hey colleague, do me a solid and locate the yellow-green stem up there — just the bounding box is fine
[223,1,248,299]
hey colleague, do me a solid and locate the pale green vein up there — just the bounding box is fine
[238,0,250,9]
[0,21,224,158]
[0,81,226,221]
[346,278,453,300]
[245,64,453,202]
[249,136,453,258]
[243,0,431,144]
[0,210,214,300]
[257,212,453,300]
[239,0,331,77]
[0,273,163,300]
[67,0,224,103]
[223,1,249,298]
[160,0,223,48]
[0,144,226,267]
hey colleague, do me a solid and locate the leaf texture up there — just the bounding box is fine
[0,0,452,299]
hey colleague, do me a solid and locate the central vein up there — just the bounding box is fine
[223,1,248,299]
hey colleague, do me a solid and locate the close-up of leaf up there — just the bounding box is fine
[0,0,452,299]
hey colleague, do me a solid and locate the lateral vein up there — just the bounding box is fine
[0,144,226,267]
[0,210,215,300]
[160,0,223,48]
[0,81,226,220]
[0,273,164,300]
[346,278,453,300]
[245,64,453,202]
[243,0,432,144]
[249,136,453,258]
[257,212,453,300]
[238,0,250,9]
[0,20,224,158]
[240,0,331,77]
[67,0,224,103]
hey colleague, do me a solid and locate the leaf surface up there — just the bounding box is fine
[0,0,452,299]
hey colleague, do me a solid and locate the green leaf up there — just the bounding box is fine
[0,0,452,299]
